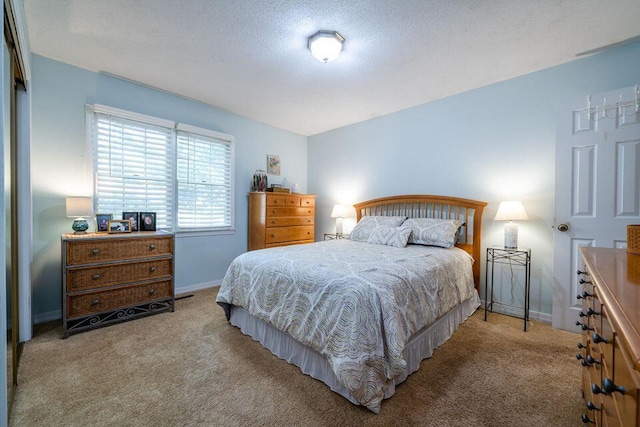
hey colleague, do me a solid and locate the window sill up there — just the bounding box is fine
[173,229,235,238]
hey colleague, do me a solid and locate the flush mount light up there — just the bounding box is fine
[307,30,345,63]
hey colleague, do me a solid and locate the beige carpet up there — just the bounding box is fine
[10,288,582,427]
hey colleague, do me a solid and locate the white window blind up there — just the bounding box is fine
[176,126,234,230]
[89,105,235,233]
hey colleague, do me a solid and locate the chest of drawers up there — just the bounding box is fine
[578,247,640,426]
[248,192,316,250]
[62,231,175,338]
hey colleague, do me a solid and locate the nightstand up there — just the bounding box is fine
[484,246,531,331]
[324,233,349,241]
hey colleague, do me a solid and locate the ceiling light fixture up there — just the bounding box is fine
[308,30,345,63]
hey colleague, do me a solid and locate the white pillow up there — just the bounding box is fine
[404,218,463,248]
[349,216,407,242]
[366,226,412,248]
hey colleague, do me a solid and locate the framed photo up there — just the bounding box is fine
[122,212,140,231]
[107,219,132,234]
[267,154,281,176]
[95,213,113,232]
[140,212,156,231]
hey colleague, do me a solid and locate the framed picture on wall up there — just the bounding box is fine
[96,213,113,232]
[108,219,132,234]
[140,212,156,231]
[267,154,281,175]
[122,212,140,231]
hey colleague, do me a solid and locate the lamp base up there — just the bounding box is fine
[72,218,89,234]
[504,222,518,249]
[336,217,344,235]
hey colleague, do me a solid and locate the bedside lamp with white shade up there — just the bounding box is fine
[494,201,528,249]
[66,197,93,234]
[331,204,356,235]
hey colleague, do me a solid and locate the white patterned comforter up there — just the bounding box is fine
[216,239,476,413]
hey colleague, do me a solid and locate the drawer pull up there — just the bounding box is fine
[591,333,609,344]
[91,249,100,255]
[91,299,100,305]
[602,378,625,395]
[581,413,594,424]
[577,343,585,349]
[586,401,600,411]
[92,274,100,280]
[577,269,590,276]
[307,231,311,235]
[575,321,593,331]
[150,266,156,272]
[271,221,276,224]
[149,289,156,295]
[579,279,592,285]
[586,307,599,317]
[585,355,600,366]
[150,244,157,250]
[307,219,311,223]
[576,291,592,300]
[576,353,586,362]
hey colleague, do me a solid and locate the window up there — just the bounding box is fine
[89,105,235,232]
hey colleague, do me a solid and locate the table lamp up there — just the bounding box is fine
[494,201,528,249]
[66,197,93,234]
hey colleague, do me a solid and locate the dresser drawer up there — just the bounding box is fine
[266,195,285,206]
[267,207,314,217]
[266,226,314,244]
[67,280,173,319]
[611,339,639,426]
[267,216,314,227]
[66,258,173,292]
[66,236,173,265]
[299,197,315,207]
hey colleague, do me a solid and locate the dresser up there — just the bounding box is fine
[578,247,640,426]
[62,231,175,338]
[248,192,316,250]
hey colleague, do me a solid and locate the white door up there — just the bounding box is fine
[553,85,640,331]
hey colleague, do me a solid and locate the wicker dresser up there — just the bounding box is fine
[248,192,316,250]
[62,231,175,338]
[577,247,640,426]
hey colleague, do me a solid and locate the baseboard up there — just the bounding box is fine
[34,309,62,324]
[175,279,221,296]
[480,300,552,323]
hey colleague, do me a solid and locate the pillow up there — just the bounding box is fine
[349,216,407,242]
[404,218,463,248]
[366,226,412,248]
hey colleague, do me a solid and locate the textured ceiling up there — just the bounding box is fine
[24,0,640,136]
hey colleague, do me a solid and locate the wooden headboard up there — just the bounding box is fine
[353,195,487,291]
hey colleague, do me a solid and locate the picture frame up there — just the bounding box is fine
[95,213,113,232]
[267,154,281,176]
[107,219,132,234]
[122,212,140,231]
[140,212,157,231]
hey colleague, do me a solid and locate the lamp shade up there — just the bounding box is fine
[494,201,528,221]
[66,197,93,218]
[308,30,345,63]
[331,204,345,218]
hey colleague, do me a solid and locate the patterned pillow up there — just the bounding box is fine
[349,216,407,242]
[404,218,463,248]
[366,226,412,248]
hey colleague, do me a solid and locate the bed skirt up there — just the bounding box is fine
[228,292,480,406]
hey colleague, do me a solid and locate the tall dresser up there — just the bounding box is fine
[577,247,640,426]
[248,192,316,250]
[62,231,175,338]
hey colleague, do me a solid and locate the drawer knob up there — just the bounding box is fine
[577,343,585,349]
[150,266,156,272]
[576,291,592,300]
[149,289,156,295]
[602,378,625,395]
[150,244,157,250]
[586,307,599,317]
[307,219,311,223]
[591,333,609,344]
[91,299,100,305]
[91,249,100,255]
[581,413,594,424]
[307,231,311,235]
[585,355,600,366]
[586,401,600,411]
[92,274,100,280]
[577,269,590,276]
[271,234,275,238]
[271,221,276,224]
[575,321,593,331]
[579,279,592,285]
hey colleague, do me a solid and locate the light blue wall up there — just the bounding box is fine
[308,42,640,319]
[31,54,308,319]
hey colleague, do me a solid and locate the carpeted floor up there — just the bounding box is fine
[9,288,582,427]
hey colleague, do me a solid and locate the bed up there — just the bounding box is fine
[216,195,487,413]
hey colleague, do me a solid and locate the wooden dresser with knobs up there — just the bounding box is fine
[577,247,640,426]
[62,231,175,338]
[248,192,316,250]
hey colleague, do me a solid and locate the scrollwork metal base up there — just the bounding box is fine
[63,299,174,338]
